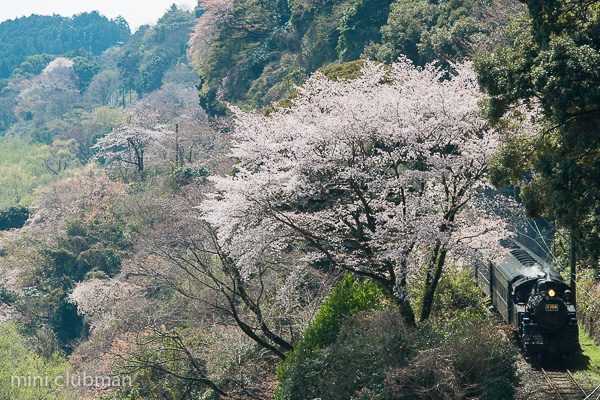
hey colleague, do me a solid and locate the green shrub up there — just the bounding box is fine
[169,166,210,188]
[429,268,488,319]
[0,206,30,230]
[292,274,385,351]
[277,308,410,400]
[576,270,600,342]
[275,274,387,400]
[20,218,132,349]
[274,269,518,400]
[0,322,74,399]
[0,285,18,305]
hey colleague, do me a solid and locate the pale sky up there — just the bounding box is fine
[0,0,199,31]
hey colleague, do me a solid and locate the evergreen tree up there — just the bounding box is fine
[475,0,600,263]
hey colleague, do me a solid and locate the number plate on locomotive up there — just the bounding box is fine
[545,304,559,311]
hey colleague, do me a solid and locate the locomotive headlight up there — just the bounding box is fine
[548,289,556,297]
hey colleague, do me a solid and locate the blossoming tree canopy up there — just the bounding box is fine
[202,58,507,324]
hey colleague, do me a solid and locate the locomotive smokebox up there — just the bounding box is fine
[533,299,568,330]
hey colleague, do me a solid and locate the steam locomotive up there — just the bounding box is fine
[475,239,579,362]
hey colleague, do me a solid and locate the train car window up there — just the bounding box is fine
[515,291,524,303]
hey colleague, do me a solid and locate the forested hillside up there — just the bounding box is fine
[0,0,600,399]
[0,12,130,81]
[188,0,527,114]
[0,5,196,208]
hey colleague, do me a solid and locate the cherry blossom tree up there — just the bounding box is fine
[93,121,163,178]
[92,109,167,179]
[30,170,128,232]
[120,183,331,361]
[68,278,137,332]
[93,85,226,180]
[131,84,218,167]
[202,58,511,325]
[31,57,77,94]
[16,57,82,126]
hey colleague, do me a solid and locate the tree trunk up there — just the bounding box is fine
[399,297,416,327]
[396,265,416,327]
[420,246,448,322]
[368,276,417,327]
[570,231,577,303]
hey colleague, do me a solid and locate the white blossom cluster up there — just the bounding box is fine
[69,278,137,332]
[202,58,514,296]
[17,57,78,109]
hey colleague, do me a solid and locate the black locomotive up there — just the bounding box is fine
[475,239,579,362]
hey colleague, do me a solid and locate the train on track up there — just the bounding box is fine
[475,238,579,363]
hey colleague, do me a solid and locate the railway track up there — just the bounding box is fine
[541,368,589,400]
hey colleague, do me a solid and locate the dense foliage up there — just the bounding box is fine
[0,12,130,80]
[189,0,526,115]
[187,0,396,114]
[0,6,199,208]
[15,181,132,349]
[0,323,73,400]
[275,275,387,399]
[0,206,30,230]
[363,0,477,65]
[276,272,518,400]
[118,5,196,97]
[0,137,81,207]
[475,0,600,263]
